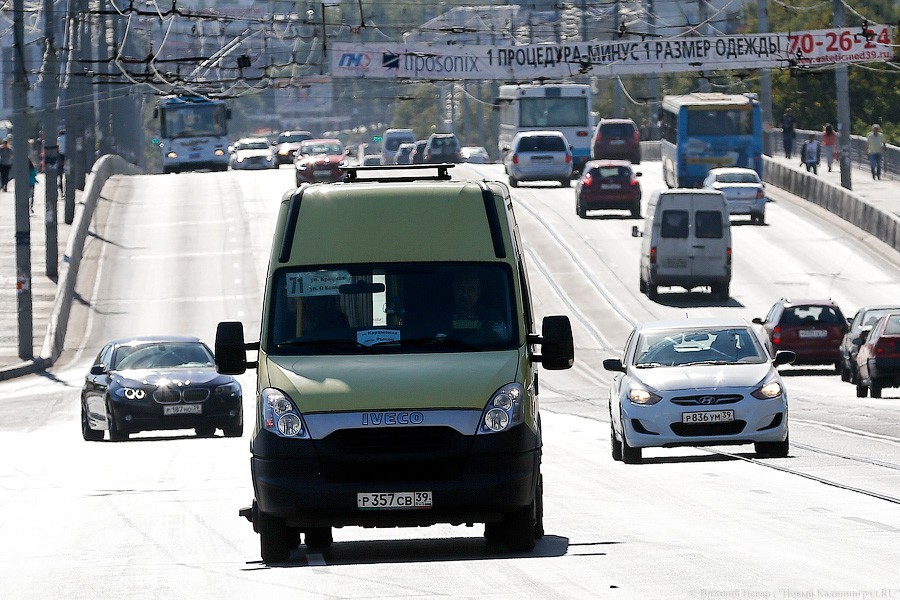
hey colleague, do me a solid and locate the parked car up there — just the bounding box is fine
[840,305,900,383]
[855,312,900,398]
[753,298,849,369]
[603,318,793,463]
[80,335,243,441]
[502,130,573,188]
[460,146,490,164]
[273,130,313,165]
[394,142,416,165]
[575,159,641,218]
[424,133,462,164]
[293,138,346,186]
[702,167,767,225]
[410,139,428,164]
[591,118,640,164]
[230,137,277,170]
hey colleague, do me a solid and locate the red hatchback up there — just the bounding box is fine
[294,139,346,187]
[753,298,849,369]
[574,160,641,218]
[591,118,641,164]
[855,312,900,398]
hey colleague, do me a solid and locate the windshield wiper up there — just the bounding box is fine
[680,360,733,367]
[380,336,482,351]
[635,362,666,368]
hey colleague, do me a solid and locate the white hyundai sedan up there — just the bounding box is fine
[702,167,767,225]
[603,318,794,463]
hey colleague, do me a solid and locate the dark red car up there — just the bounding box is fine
[855,312,900,398]
[574,159,641,218]
[293,139,346,186]
[591,118,641,164]
[753,298,849,369]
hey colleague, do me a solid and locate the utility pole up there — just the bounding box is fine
[834,0,852,190]
[613,0,624,117]
[697,0,711,92]
[647,0,659,139]
[42,0,60,278]
[757,0,773,155]
[12,0,34,360]
[62,0,78,223]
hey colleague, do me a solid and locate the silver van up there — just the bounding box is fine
[632,189,732,300]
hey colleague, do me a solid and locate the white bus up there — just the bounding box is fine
[154,95,231,174]
[497,83,594,173]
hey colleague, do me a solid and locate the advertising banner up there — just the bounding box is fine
[330,25,894,81]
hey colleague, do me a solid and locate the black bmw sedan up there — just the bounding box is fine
[81,336,243,441]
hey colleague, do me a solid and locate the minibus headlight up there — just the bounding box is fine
[478,383,525,434]
[166,151,178,159]
[261,388,309,438]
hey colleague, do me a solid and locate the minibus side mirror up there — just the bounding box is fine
[631,225,642,237]
[530,315,574,370]
[215,321,258,374]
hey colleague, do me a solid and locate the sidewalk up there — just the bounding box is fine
[0,174,73,378]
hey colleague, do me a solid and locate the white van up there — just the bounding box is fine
[380,128,416,165]
[632,189,732,300]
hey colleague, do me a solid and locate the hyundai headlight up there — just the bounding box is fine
[628,385,662,405]
[261,388,309,438]
[751,379,783,400]
[478,383,526,434]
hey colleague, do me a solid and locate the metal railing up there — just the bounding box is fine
[765,129,897,180]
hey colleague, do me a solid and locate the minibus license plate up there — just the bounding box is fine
[358,492,432,509]
[164,404,202,416]
[682,410,734,424]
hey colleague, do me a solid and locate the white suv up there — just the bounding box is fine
[502,130,573,188]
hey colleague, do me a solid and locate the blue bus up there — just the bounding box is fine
[498,83,594,173]
[154,95,231,174]
[659,93,762,188]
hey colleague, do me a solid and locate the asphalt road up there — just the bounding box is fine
[1,163,898,599]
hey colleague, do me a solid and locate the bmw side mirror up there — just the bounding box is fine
[773,350,795,367]
[90,364,106,375]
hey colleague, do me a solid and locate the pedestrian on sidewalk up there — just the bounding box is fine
[821,123,837,172]
[800,134,821,174]
[28,158,38,213]
[0,139,12,192]
[781,107,796,159]
[866,123,886,180]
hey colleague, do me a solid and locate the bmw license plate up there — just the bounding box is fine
[600,183,621,189]
[682,410,734,424]
[798,330,827,338]
[357,492,432,510]
[163,404,202,416]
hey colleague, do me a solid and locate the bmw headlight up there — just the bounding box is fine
[751,378,783,400]
[261,388,309,438]
[213,381,241,397]
[478,383,525,434]
[628,385,662,405]
[118,387,147,400]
